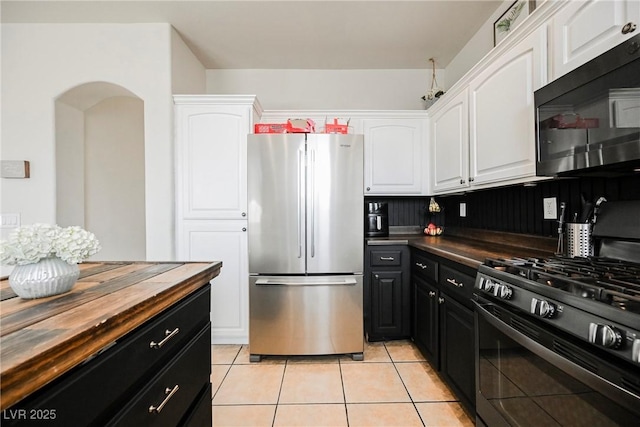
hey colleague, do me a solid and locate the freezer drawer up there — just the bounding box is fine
[249,275,364,360]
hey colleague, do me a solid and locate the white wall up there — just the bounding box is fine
[171,27,206,94]
[1,23,176,260]
[84,96,146,261]
[206,68,443,110]
[55,102,85,228]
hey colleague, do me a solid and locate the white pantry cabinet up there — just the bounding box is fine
[362,117,427,195]
[175,95,261,220]
[177,220,248,344]
[468,26,547,186]
[430,89,470,193]
[174,95,261,344]
[550,0,640,81]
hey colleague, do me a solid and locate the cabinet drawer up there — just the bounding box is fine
[179,383,212,427]
[439,264,474,305]
[370,250,403,267]
[412,252,438,282]
[108,324,211,427]
[4,285,211,427]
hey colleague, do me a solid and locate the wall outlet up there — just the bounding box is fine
[543,197,557,220]
[0,213,20,228]
[460,202,467,218]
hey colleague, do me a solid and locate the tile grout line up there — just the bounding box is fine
[271,358,289,427]
[338,357,350,427]
[385,342,427,427]
[210,344,243,402]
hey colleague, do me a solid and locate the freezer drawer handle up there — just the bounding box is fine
[255,278,358,286]
[148,385,179,414]
[380,256,395,261]
[149,328,180,349]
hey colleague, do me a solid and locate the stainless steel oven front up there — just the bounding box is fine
[474,295,640,427]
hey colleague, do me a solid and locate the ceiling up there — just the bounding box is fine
[1,0,504,69]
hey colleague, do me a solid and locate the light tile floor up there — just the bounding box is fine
[211,340,474,427]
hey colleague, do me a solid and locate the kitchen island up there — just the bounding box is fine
[0,261,221,425]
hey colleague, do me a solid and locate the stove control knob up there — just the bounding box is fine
[588,323,623,349]
[494,284,513,300]
[531,298,556,318]
[481,279,495,293]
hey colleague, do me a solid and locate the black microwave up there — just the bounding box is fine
[535,33,640,177]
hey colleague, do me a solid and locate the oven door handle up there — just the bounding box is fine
[473,300,640,412]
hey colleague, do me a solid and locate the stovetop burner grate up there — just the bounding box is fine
[486,256,640,314]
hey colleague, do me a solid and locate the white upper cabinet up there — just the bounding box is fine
[175,95,261,220]
[430,89,470,193]
[363,118,427,195]
[551,0,640,80]
[468,26,547,186]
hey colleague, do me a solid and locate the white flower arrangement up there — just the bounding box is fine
[0,223,101,266]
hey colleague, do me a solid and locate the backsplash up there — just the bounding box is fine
[368,174,640,237]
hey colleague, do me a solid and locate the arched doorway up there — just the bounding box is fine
[55,82,146,261]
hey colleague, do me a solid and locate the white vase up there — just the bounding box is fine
[9,257,80,299]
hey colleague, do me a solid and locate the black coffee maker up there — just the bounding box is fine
[365,202,389,237]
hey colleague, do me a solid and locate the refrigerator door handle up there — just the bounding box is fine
[309,149,315,258]
[255,278,358,286]
[297,149,304,259]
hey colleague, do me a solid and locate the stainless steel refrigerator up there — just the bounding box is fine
[247,133,364,362]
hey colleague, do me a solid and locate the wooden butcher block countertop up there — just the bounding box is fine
[370,227,557,269]
[0,261,221,410]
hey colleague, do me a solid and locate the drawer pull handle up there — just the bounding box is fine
[415,263,427,269]
[446,278,464,288]
[148,385,179,414]
[438,297,445,304]
[380,257,395,261]
[428,291,436,297]
[150,328,180,349]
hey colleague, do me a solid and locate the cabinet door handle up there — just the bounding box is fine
[446,278,464,288]
[622,22,636,34]
[241,212,247,217]
[460,179,466,184]
[242,227,247,232]
[366,187,371,191]
[469,177,475,182]
[415,262,427,269]
[438,297,445,304]
[148,385,179,414]
[380,256,395,261]
[428,291,436,297]
[150,328,180,349]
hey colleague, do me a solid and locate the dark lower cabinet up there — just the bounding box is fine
[365,245,410,341]
[411,248,476,415]
[3,285,212,427]
[413,276,439,366]
[439,292,475,411]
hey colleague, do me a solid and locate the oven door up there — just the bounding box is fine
[474,297,640,427]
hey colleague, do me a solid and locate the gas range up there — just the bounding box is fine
[475,255,640,366]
